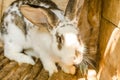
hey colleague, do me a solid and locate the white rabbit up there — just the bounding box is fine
[0,0,86,76]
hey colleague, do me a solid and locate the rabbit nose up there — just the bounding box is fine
[75,51,80,57]
[73,50,83,65]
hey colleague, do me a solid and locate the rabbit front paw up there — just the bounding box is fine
[43,62,58,76]
[5,52,35,65]
[60,63,76,75]
[16,54,35,65]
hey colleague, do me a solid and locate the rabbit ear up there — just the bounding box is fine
[65,0,85,21]
[20,5,58,29]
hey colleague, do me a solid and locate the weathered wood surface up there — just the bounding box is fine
[98,0,120,80]
[98,19,120,80]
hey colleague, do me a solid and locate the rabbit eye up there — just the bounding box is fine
[56,34,64,44]
[56,33,64,50]
[57,36,62,43]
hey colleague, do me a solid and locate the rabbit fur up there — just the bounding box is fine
[0,0,86,76]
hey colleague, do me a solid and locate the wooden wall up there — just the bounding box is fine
[0,0,15,21]
[0,0,2,21]
[98,0,120,80]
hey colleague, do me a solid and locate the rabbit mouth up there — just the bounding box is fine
[73,56,83,65]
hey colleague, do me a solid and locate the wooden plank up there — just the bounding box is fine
[0,61,17,79]
[2,0,15,13]
[102,0,120,27]
[0,0,3,22]
[52,0,68,11]
[98,18,120,80]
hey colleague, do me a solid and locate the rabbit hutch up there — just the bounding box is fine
[0,0,120,80]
